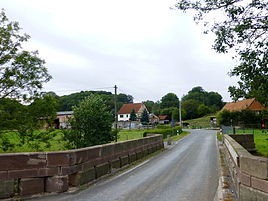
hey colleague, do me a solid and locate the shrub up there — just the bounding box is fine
[144,126,182,139]
[64,94,116,149]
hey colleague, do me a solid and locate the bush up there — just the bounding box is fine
[64,94,116,149]
[217,109,262,127]
[156,125,171,129]
[144,126,182,139]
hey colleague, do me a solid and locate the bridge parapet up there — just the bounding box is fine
[0,134,163,199]
[223,134,268,201]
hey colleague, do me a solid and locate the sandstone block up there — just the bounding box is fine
[251,177,268,193]
[120,156,129,167]
[240,156,268,180]
[95,163,110,178]
[19,178,44,196]
[0,179,14,199]
[47,151,76,167]
[45,176,68,193]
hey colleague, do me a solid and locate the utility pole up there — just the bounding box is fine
[179,98,182,126]
[114,85,118,142]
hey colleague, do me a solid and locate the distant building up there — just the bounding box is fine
[55,111,73,129]
[118,103,148,122]
[158,115,169,125]
[116,103,159,129]
[149,113,160,125]
[222,98,266,114]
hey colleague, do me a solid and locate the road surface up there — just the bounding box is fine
[33,129,219,201]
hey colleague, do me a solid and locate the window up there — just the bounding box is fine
[126,115,128,117]
[120,115,123,118]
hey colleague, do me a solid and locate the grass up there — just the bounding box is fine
[185,115,216,129]
[228,129,268,158]
[0,130,67,153]
[163,131,191,142]
[117,129,145,141]
[1,128,190,153]
[217,132,223,142]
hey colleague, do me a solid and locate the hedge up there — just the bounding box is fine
[143,126,182,139]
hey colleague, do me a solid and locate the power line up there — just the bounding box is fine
[45,86,114,93]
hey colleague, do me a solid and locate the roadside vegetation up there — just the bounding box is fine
[184,115,215,129]
[163,130,190,142]
[0,125,190,153]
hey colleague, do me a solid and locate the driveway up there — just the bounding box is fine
[33,129,219,201]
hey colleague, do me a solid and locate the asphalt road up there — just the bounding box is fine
[34,129,219,201]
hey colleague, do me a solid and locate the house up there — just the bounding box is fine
[118,103,148,121]
[54,111,73,129]
[158,115,169,125]
[149,113,160,125]
[222,98,266,114]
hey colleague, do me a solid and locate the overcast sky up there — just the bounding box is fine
[1,0,239,102]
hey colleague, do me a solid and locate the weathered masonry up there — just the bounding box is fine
[223,134,268,201]
[0,134,163,199]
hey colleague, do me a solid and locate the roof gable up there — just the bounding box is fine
[159,115,169,120]
[222,98,266,112]
[118,103,144,114]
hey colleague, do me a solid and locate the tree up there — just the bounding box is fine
[182,86,223,108]
[217,109,262,127]
[197,104,210,117]
[175,1,268,105]
[0,10,51,100]
[143,100,155,113]
[141,109,149,125]
[152,101,161,116]
[129,109,137,121]
[172,107,179,121]
[160,93,180,109]
[160,107,178,120]
[65,94,115,148]
[182,99,200,119]
[0,94,58,147]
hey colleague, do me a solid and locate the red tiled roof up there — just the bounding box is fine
[159,115,168,120]
[222,98,266,112]
[118,103,143,114]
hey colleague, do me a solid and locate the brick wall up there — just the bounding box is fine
[0,134,163,199]
[223,134,268,201]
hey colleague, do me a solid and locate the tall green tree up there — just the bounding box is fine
[143,100,155,113]
[182,86,223,108]
[129,109,137,121]
[182,99,200,120]
[160,93,180,109]
[175,0,268,105]
[152,101,161,116]
[141,109,149,125]
[64,94,115,148]
[0,10,51,100]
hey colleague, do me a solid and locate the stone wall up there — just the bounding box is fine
[0,134,163,199]
[223,134,268,201]
[229,134,256,152]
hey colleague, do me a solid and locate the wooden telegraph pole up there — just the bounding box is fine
[114,85,118,142]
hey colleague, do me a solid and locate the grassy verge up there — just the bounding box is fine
[117,129,145,141]
[217,132,223,142]
[163,131,191,142]
[185,115,216,129]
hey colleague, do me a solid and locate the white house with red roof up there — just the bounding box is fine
[118,103,148,122]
